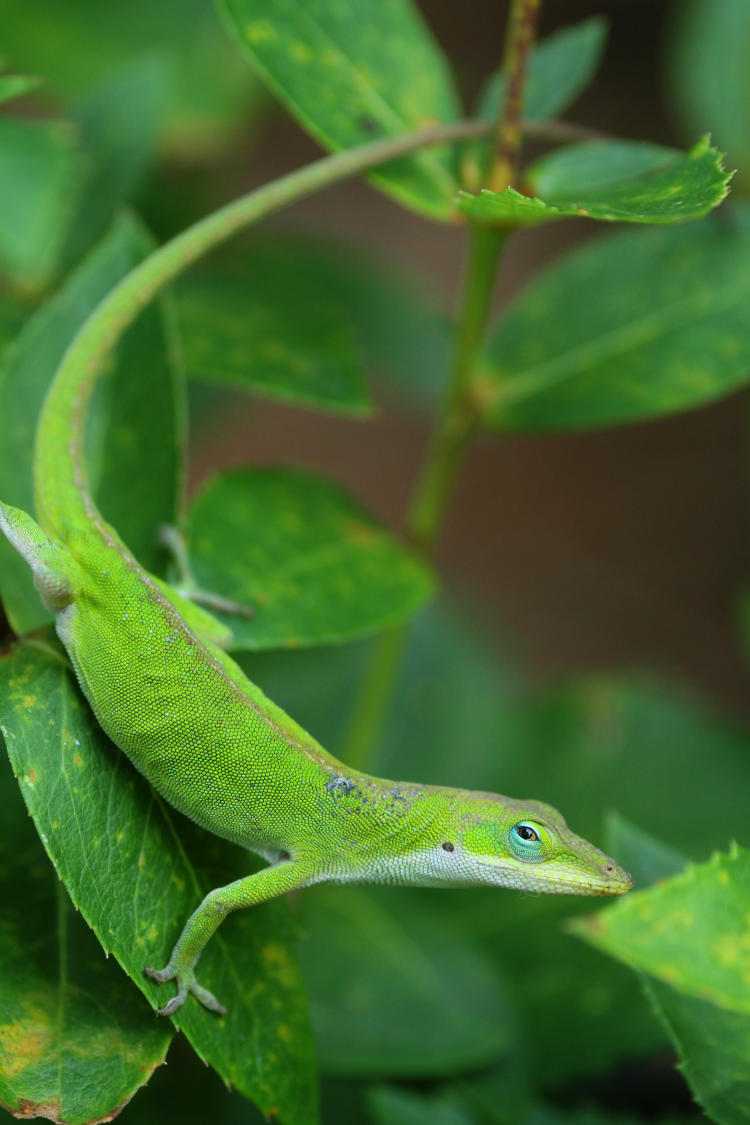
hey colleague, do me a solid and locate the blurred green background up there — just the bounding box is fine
[1,1,749,1124]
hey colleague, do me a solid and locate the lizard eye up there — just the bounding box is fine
[509,821,546,861]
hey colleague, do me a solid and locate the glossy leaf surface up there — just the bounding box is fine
[481,209,750,430]
[217,0,461,219]
[186,468,435,651]
[0,640,318,1125]
[458,137,729,227]
[0,702,171,1124]
[574,847,750,1124]
[573,846,750,1014]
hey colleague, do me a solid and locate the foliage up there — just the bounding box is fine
[0,4,748,1125]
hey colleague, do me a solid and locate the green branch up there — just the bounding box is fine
[343,0,543,772]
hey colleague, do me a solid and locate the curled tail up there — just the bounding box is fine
[0,501,78,612]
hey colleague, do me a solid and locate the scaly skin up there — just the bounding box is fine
[0,128,631,1018]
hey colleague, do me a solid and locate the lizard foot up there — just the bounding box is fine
[144,963,227,1017]
[157,523,253,620]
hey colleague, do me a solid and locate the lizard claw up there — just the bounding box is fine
[144,964,226,1017]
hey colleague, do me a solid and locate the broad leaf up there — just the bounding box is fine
[0,116,81,290]
[480,208,750,430]
[604,812,687,890]
[177,269,371,415]
[0,73,41,105]
[463,18,608,191]
[572,846,750,1014]
[185,468,435,651]
[668,0,750,189]
[645,981,750,1125]
[217,0,461,220]
[0,215,184,635]
[181,236,451,409]
[0,701,171,1123]
[458,137,729,227]
[62,58,172,268]
[0,640,317,1125]
[0,0,260,152]
[300,886,511,1078]
[368,1085,476,1125]
[573,847,750,1125]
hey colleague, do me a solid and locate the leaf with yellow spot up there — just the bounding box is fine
[0,639,318,1125]
[184,467,435,651]
[572,845,750,1014]
[217,0,461,220]
[458,137,729,228]
[478,204,750,431]
[572,844,750,1125]
[0,693,171,1122]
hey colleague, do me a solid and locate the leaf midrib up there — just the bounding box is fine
[488,275,750,412]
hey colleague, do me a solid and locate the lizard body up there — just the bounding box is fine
[0,146,631,1018]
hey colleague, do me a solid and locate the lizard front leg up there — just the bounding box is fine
[145,858,315,1016]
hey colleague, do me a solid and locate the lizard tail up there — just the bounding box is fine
[0,501,78,611]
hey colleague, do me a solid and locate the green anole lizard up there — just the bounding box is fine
[0,125,632,1019]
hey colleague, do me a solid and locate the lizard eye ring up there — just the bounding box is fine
[509,821,546,862]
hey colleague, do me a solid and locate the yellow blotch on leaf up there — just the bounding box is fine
[245,20,275,44]
[0,1009,53,1080]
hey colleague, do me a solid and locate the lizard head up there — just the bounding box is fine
[440,792,632,896]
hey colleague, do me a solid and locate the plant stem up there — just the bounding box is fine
[343,0,542,772]
[343,224,506,773]
[407,224,507,553]
[490,0,542,193]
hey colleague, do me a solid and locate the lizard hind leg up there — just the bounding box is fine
[0,501,77,612]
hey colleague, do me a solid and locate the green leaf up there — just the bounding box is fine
[0,215,184,635]
[0,0,261,153]
[645,981,750,1125]
[62,57,173,268]
[0,712,172,1124]
[458,137,729,228]
[185,468,435,651]
[668,0,750,190]
[185,236,451,408]
[217,0,461,220]
[0,639,317,1125]
[462,18,608,191]
[604,812,687,890]
[0,116,81,290]
[176,269,371,415]
[572,846,750,1014]
[299,885,512,1078]
[368,1085,477,1125]
[480,208,750,430]
[572,848,750,1124]
[0,72,41,104]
